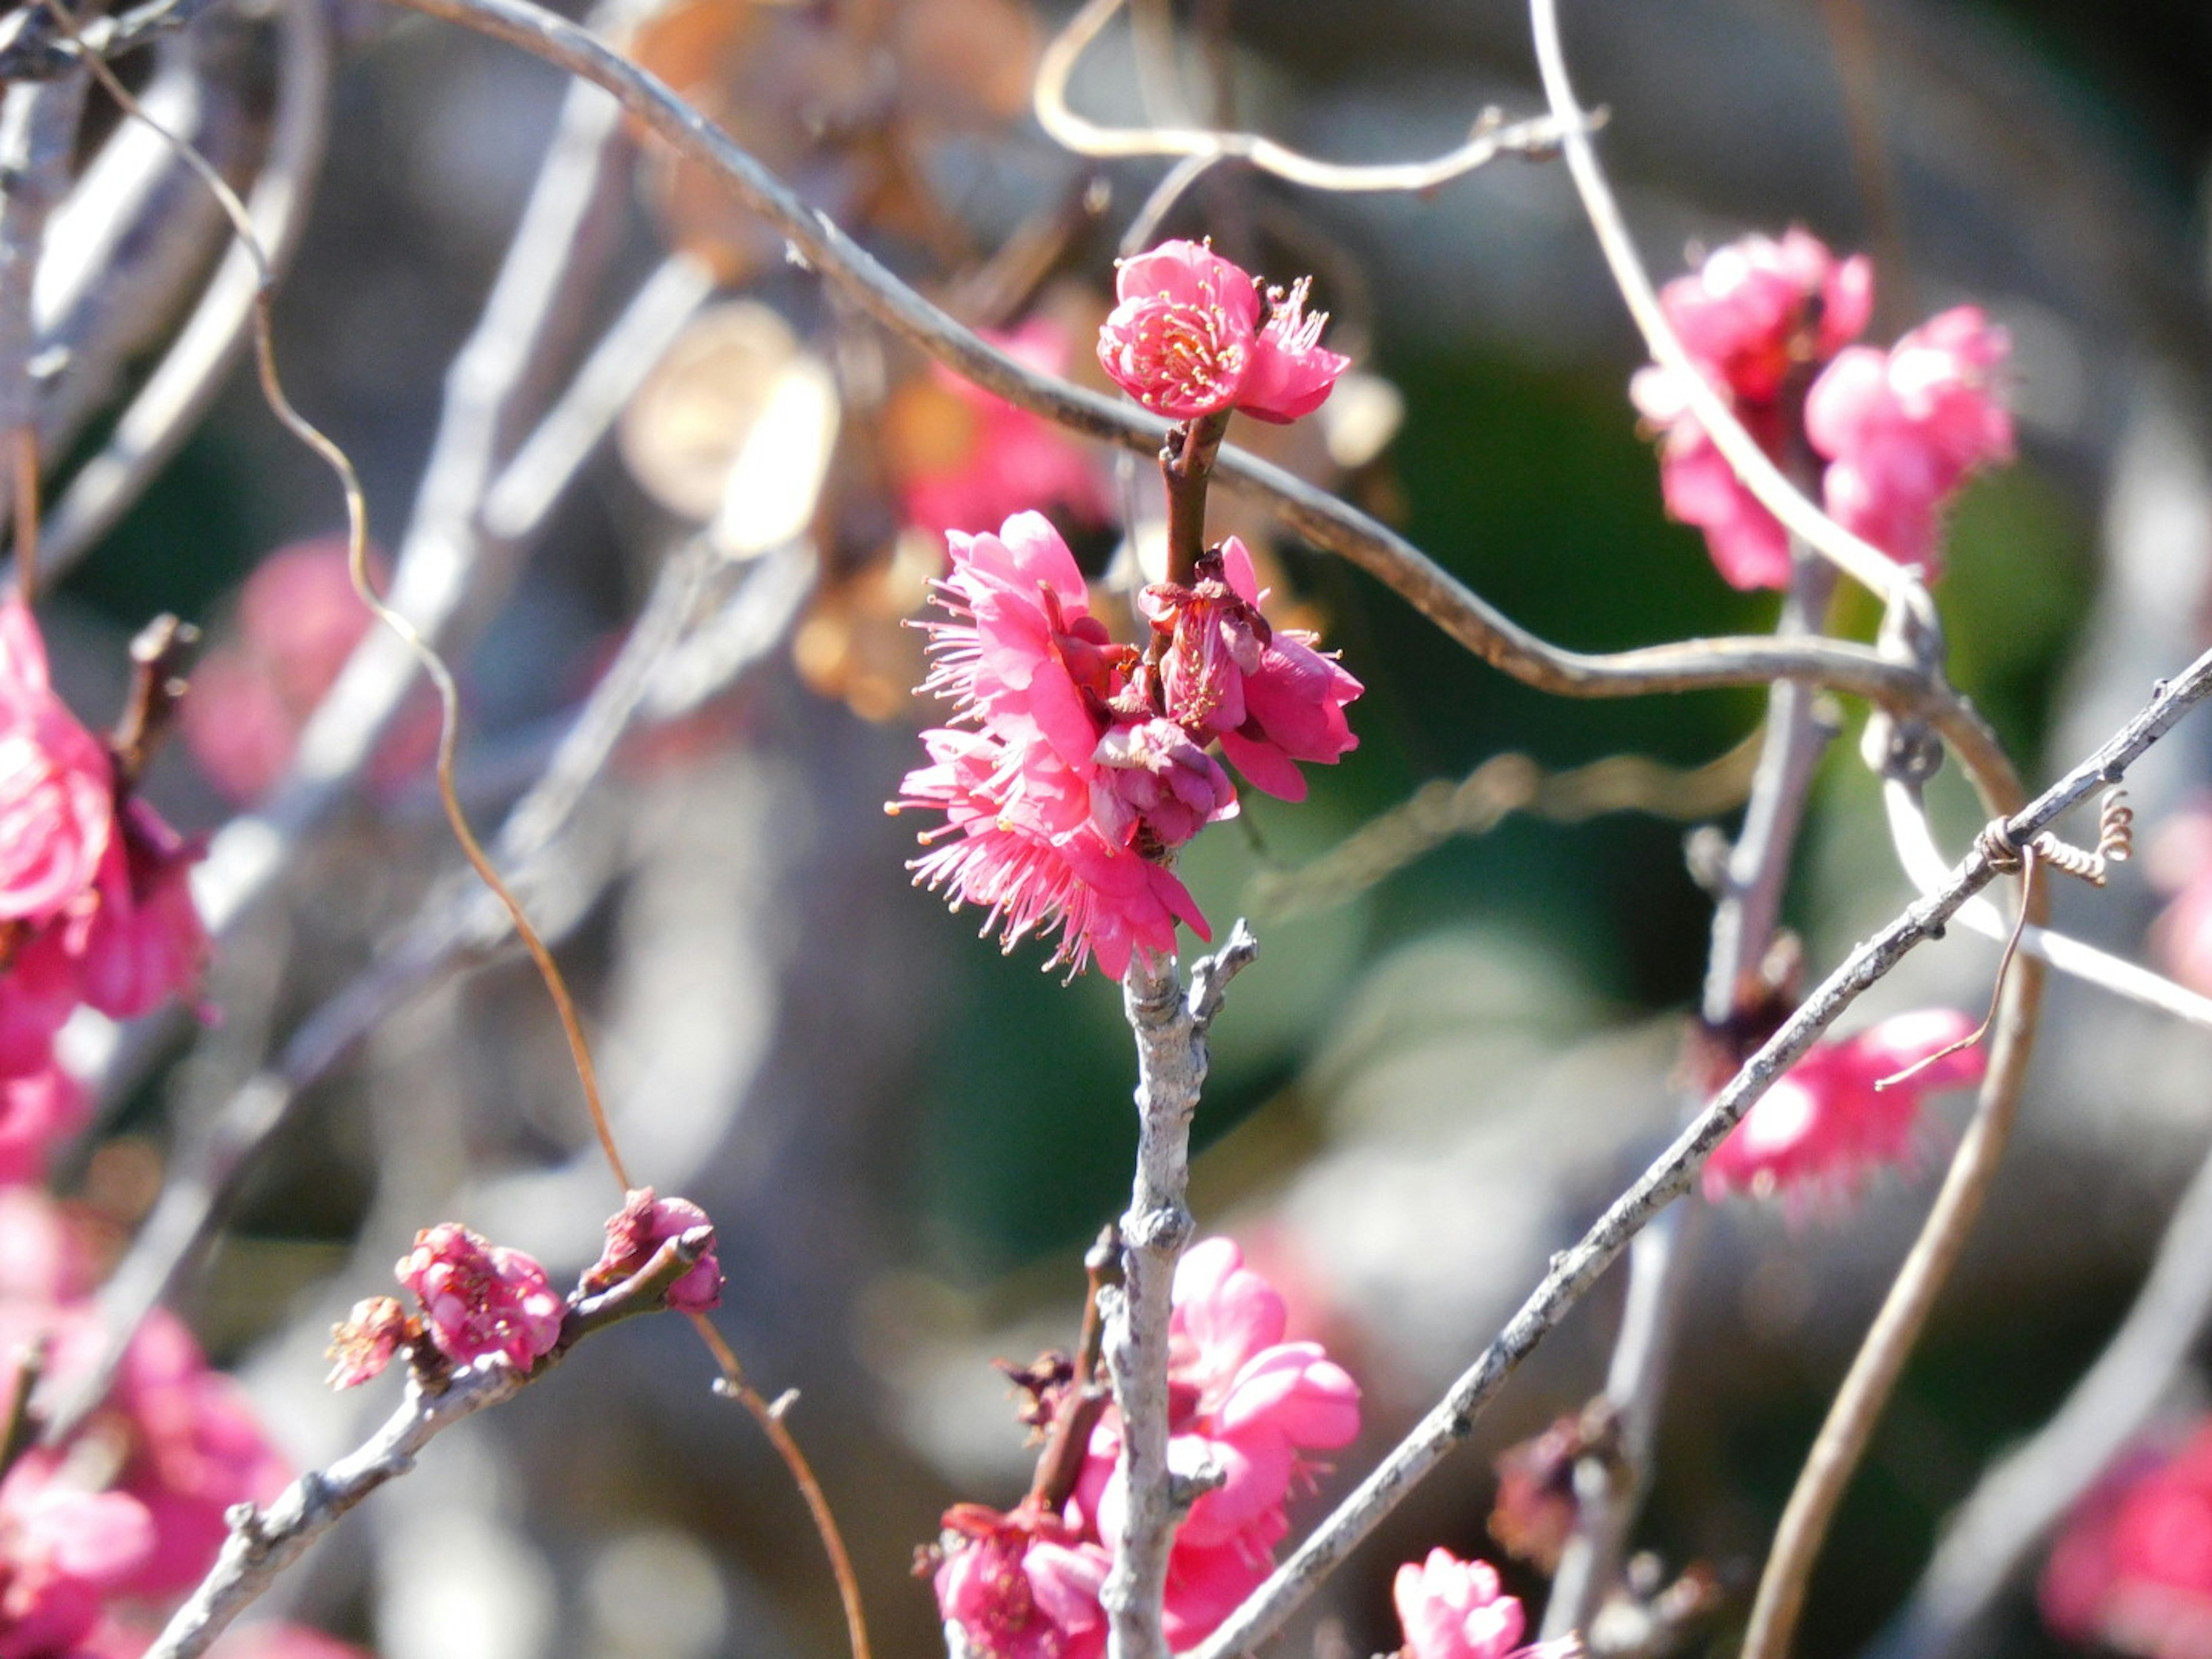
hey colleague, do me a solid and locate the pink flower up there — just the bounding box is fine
[2043,1422,2212,1659]
[935,1505,1111,1659]
[73,798,209,1023]
[1078,1237,1359,1567]
[0,929,84,1081]
[1633,230,1872,592]
[1393,1548,1575,1659]
[1804,306,2013,577]
[0,1461,156,1659]
[1145,540,1360,802]
[581,1188,723,1314]
[0,1188,94,1302]
[1701,1009,1986,1207]
[0,1063,85,1190]
[325,1296,413,1389]
[1098,242,1347,425]
[1089,719,1237,851]
[395,1224,565,1373]
[895,321,1111,544]
[0,599,113,927]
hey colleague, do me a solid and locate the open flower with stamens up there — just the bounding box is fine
[1098,241,1347,425]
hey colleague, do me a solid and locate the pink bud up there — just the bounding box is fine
[584,1188,723,1314]
[396,1224,565,1372]
[1089,719,1238,851]
[325,1296,413,1389]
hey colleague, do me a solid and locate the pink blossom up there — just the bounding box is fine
[1633,230,1872,592]
[581,1188,723,1314]
[2043,1422,2212,1659]
[0,1461,156,1659]
[1144,540,1360,802]
[1097,241,1347,425]
[0,1188,93,1302]
[1078,1237,1360,1563]
[1393,1548,1575,1659]
[74,798,209,1024]
[1804,305,2013,577]
[1701,1009,1986,1207]
[325,1296,413,1389]
[934,1506,1111,1659]
[0,1063,86,1189]
[1089,720,1237,851]
[0,929,84,1081]
[896,321,1111,544]
[395,1224,565,1373]
[0,600,113,927]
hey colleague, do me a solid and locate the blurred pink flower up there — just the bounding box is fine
[1804,305,2013,577]
[74,798,209,1024]
[0,1188,93,1302]
[1393,1548,1575,1659]
[324,1296,413,1390]
[935,1505,1111,1659]
[897,321,1111,544]
[1098,241,1347,424]
[2043,1422,2212,1659]
[2149,806,2212,995]
[0,1461,156,1659]
[582,1188,723,1314]
[1701,1009,1986,1208]
[0,1064,86,1190]
[0,599,113,927]
[1633,229,1872,591]
[396,1224,565,1373]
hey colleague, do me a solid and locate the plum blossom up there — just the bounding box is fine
[1804,305,2013,577]
[891,320,1111,545]
[395,1224,564,1373]
[0,1461,156,1659]
[2042,1421,2212,1659]
[581,1187,723,1314]
[1701,1009,1986,1208]
[1392,1548,1579,1659]
[1631,229,1872,590]
[1098,241,1347,425]
[934,1505,1111,1659]
[1089,720,1238,852]
[1143,540,1361,802]
[1077,1237,1359,1574]
[0,1064,87,1190]
[73,798,209,1024]
[0,599,114,927]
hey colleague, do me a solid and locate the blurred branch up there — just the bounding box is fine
[143,1228,715,1659]
[45,540,812,1441]
[1870,1125,2212,1659]
[1103,922,1260,1659]
[0,0,219,79]
[369,0,2020,805]
[1187,646,2212,1659]
[1249,725,1763,922]
[1037,0,1578,193]
[38,0,334,581]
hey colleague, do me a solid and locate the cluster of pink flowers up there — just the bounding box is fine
[933,1238,1359,1659]
[1632,228,2013,589]
[0,599,209,1099]
[1098,241,1349,425]
[1392,1548,1579,1659]
[329,1190,724,1389]
[893,516,1359,976]
[893,320,1112,547]
[2043,1419,2212,1659]
[1700,1009,1986,1210]
[0,1191,304,1658]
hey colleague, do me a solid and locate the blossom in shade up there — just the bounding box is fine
[0,1063,86,1189]
[0,598,114,927]
[1701,1009,1986,1207]
[1393,1548,1578,1659]
[396,1224,565,1373]
[1804,305,2013,577]
[2042,1421,2212,1659]
[581,1188,723,1314]
[1078,1237,1359,1571]
[1145,540,1361,802]
[891,320,1111,544]
[0,927,79,1081]
[1630,229,1872,590]
[1089,719,1238,851]
[935,1505,1111,1659]
[1098,241,1347,425]
[74,798,210,1023]
[0,1461,156,1659]
[325,1296,414,1389]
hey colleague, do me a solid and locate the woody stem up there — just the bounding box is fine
[1161,410,1230,586]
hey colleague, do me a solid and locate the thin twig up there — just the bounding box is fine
[1102,922,1259,1659]
[1037,0,1578,193]
[0,0,218,79]
[1188,649,2212,1659]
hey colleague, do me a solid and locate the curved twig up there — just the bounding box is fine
[1036,0,1577,193]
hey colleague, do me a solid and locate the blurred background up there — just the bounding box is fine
[31,0,2212,1655]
